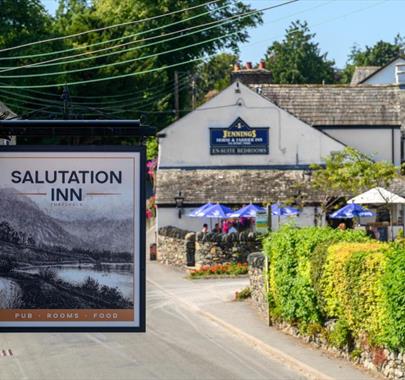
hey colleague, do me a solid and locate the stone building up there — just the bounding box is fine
[155,60,405,232]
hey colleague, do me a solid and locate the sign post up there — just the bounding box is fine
[0,142,147,332]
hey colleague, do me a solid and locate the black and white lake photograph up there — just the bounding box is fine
[0,187,134,310]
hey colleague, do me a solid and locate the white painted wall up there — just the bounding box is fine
[271,206,325,230]
[158,82,345,168]
[363,57,405,85]
[157,207,222,232]
[157,206,322,232]
[320,128,401,165]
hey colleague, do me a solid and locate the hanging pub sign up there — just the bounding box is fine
[0,146,145,332]
[210,117,269,155]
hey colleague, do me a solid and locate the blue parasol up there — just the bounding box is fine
[188,202,214,217]
[228,204,265,218]
[271,203,299,216]
[196,203,233,218]
[330,204,374,219]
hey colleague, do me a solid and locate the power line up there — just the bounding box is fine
[0,31,243,79]
[0,72,189,100]
[0,8,248,73]
[0,0,221,54]
[0,0,298,81]
[0,57,204,89]
[0,79,188,109]
[0,2,231,61]
[0,0,311,75]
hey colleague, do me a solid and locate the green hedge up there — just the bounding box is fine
[263,225,405,350]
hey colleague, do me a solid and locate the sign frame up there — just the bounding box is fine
[209,117,269,155]
[0,145,146,333]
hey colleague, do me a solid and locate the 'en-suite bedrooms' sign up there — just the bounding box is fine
[0,146,145,332]
[209,117,269,155]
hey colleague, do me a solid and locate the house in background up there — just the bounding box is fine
[351,56,405,85]
[156,58,405,232]
[157,82,344,232]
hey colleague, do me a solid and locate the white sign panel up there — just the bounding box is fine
[0,146,145,332]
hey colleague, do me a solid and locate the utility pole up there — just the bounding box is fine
[61,85,71,120]
[191,74,196,110]
[174,71,179,120]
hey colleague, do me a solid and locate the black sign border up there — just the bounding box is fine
[0,145,146,333]
[209,117,269,156]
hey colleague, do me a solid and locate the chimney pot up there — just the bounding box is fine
[259,60,266,70]
[245,62,253,70]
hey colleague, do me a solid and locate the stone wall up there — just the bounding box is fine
[195,231,260,268]
[157,226,195,269]
[247,252,269,323]
[157,226,261,269]
[247,252,405,380]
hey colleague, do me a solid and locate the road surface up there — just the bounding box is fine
[0,263,304,380]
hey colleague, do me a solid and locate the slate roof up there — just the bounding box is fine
[156,169,322,205]
[156,169,405,206]
[350,66,380,85]
[356,55,405,85]
[0,101,17,120]
[251,84,401,126]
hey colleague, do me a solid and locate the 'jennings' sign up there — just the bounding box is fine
[210,117,269,155]
[0,146,145,332]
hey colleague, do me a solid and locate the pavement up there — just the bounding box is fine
[146,261,380,380]
[0,260,304,380]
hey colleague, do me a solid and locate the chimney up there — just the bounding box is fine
[259,60,266,70]
[233,63,241,72]
[231,60,272,85]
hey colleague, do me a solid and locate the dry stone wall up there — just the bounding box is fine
[157,226,260,269]
[157,226,194,269]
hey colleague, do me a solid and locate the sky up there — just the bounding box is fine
[41,0,404,69]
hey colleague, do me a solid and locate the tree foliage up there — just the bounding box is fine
[193,53,238,106]
[0,0,262,127]
[264,20,336,84]
[310,147,398,214]
[340,35,404,83]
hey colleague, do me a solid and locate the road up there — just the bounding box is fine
[0,262,305,380]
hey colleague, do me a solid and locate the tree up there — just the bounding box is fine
[52,0,262,127]
[0,1,262,124]
[310,147,398,218]
[193,53,238,106]
[340,36,404,83]
[264,20,336,84]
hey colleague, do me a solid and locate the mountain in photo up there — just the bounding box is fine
[0,188,84,250]
[59,218,132,253]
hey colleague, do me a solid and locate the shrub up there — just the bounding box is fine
[235,287,251,301]
[381,242,405,349]
[263,225,369,326]
[321,242,390,347]
[328,319,352,349]
[189,263,248,278]
[264,225,405,351]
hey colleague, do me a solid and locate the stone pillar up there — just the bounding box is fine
[247,252,270,325]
